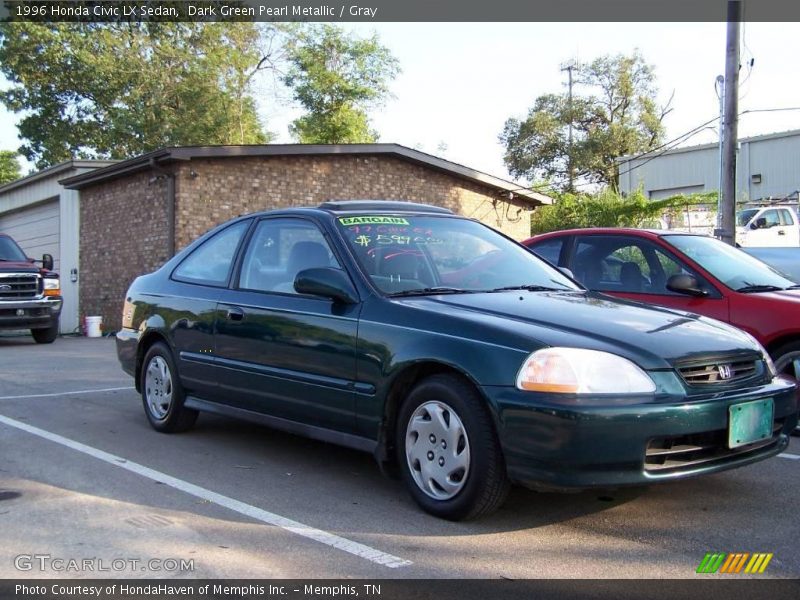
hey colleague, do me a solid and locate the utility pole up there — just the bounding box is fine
[717,0,742,246]
[715,75,725,229]
[561,60,577,193]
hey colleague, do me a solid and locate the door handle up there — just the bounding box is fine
[226,307,244,321]
[778,230,786,235]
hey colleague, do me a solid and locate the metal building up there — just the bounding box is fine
[618,129,800,204]
[0,160,116,334]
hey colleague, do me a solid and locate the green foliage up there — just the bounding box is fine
[0,151,21,184]
[530,188,716,235]
[283,25,400,144]
[0,22,270,168]
[501,52,671,192]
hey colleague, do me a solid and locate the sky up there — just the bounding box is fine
[2,21,800,182]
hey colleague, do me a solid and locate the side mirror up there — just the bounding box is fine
[666,273,707,297]
[42,253,54,271]
[294,267,359,304]
[559,267,576,279]
[752,217,767,230]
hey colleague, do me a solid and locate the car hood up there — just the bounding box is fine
[752,289,800,303]
[402,291,761,370]
[0,260,39,273]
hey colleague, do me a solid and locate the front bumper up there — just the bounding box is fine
[483,378,797,490]
[0,297,62,330]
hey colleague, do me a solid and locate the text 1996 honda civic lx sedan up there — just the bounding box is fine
[116,201,797,520]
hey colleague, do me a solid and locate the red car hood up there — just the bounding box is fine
[0,260,40,273]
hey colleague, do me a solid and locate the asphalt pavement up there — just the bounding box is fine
[0,336,798,579]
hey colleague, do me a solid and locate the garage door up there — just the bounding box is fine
[0,199,60,272]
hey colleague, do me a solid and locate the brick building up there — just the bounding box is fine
[62,144,552,331]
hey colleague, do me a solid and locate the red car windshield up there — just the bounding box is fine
[336,215,579,296]
[664,234,796,292]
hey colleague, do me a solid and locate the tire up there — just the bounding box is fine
[771,341,800,436]
[31,323,58,344]
[140,342,198,433]
[396,374,509,520]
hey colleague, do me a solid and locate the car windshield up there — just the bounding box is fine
[664,234,796,292]
[736,209,758,226]
[335,214,580,295]
[0,237,27,261]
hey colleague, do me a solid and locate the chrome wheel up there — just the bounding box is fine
[144,356,173,420]
[405,400,471,500]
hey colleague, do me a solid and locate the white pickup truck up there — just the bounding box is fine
[736,205,800,247]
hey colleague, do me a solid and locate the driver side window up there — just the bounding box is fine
[238,218,340,294]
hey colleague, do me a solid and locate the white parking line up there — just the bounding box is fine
[0,413,412,569]
[0,386,134,400]
[779,452,800,460]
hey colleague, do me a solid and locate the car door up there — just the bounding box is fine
[168,219,252,400]
[748,209,782,246]
[213,216,361,433]
[569,235,730,322]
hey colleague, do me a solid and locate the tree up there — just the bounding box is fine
[500,52,672,192]
[530,188,716,235]
[283,25,399,144]
[0,151,21,185]
[0,22,271,168]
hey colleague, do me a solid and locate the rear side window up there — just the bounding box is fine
[172,221,250,286]
[778,209,795,226]
[528,238,564,265]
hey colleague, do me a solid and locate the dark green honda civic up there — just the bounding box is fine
[117,201,797,520]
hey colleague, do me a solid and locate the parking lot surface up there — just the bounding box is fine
[0,336,798,579]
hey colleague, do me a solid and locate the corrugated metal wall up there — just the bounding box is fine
[620,131,800,203]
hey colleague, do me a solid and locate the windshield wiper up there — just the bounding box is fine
[785,284,800,290]
[387,287,475,297]
[736,284,784,293]
[487,284,570,292]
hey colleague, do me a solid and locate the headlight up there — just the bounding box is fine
[43,277,60,297]
[516,347,656,394]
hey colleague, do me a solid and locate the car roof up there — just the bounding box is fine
[317,200,453,215]
[524,228,711,244]
[226,200,457,222]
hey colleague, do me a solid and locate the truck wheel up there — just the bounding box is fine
[396,374,509,520]
[31,323,58,344]
[772,341,800,436]
[140,342,198,433]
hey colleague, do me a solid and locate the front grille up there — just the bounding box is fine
[0,274,40,299]
[644,419,785,473]
[678,359,759,386]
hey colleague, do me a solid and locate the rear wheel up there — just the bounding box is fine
[31,322,58,344]
[140,342,198,433]
[772,341,800,436]
[396,374,509,520]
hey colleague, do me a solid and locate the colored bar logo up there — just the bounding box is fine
[696,552,773,574]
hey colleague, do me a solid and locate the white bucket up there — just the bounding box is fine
[85,316,103,338]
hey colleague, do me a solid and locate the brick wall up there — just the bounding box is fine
[80,154,533,330]
[173,155,531,249]
[79,171,172,332]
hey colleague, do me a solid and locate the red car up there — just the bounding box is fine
[523,229,800,386]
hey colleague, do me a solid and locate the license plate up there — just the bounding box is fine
[728,399,774,449]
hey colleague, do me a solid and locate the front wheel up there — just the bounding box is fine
[396,374,509,520]
[772,341,800,436]
[31,322,58,344]
[140,342,198,433]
